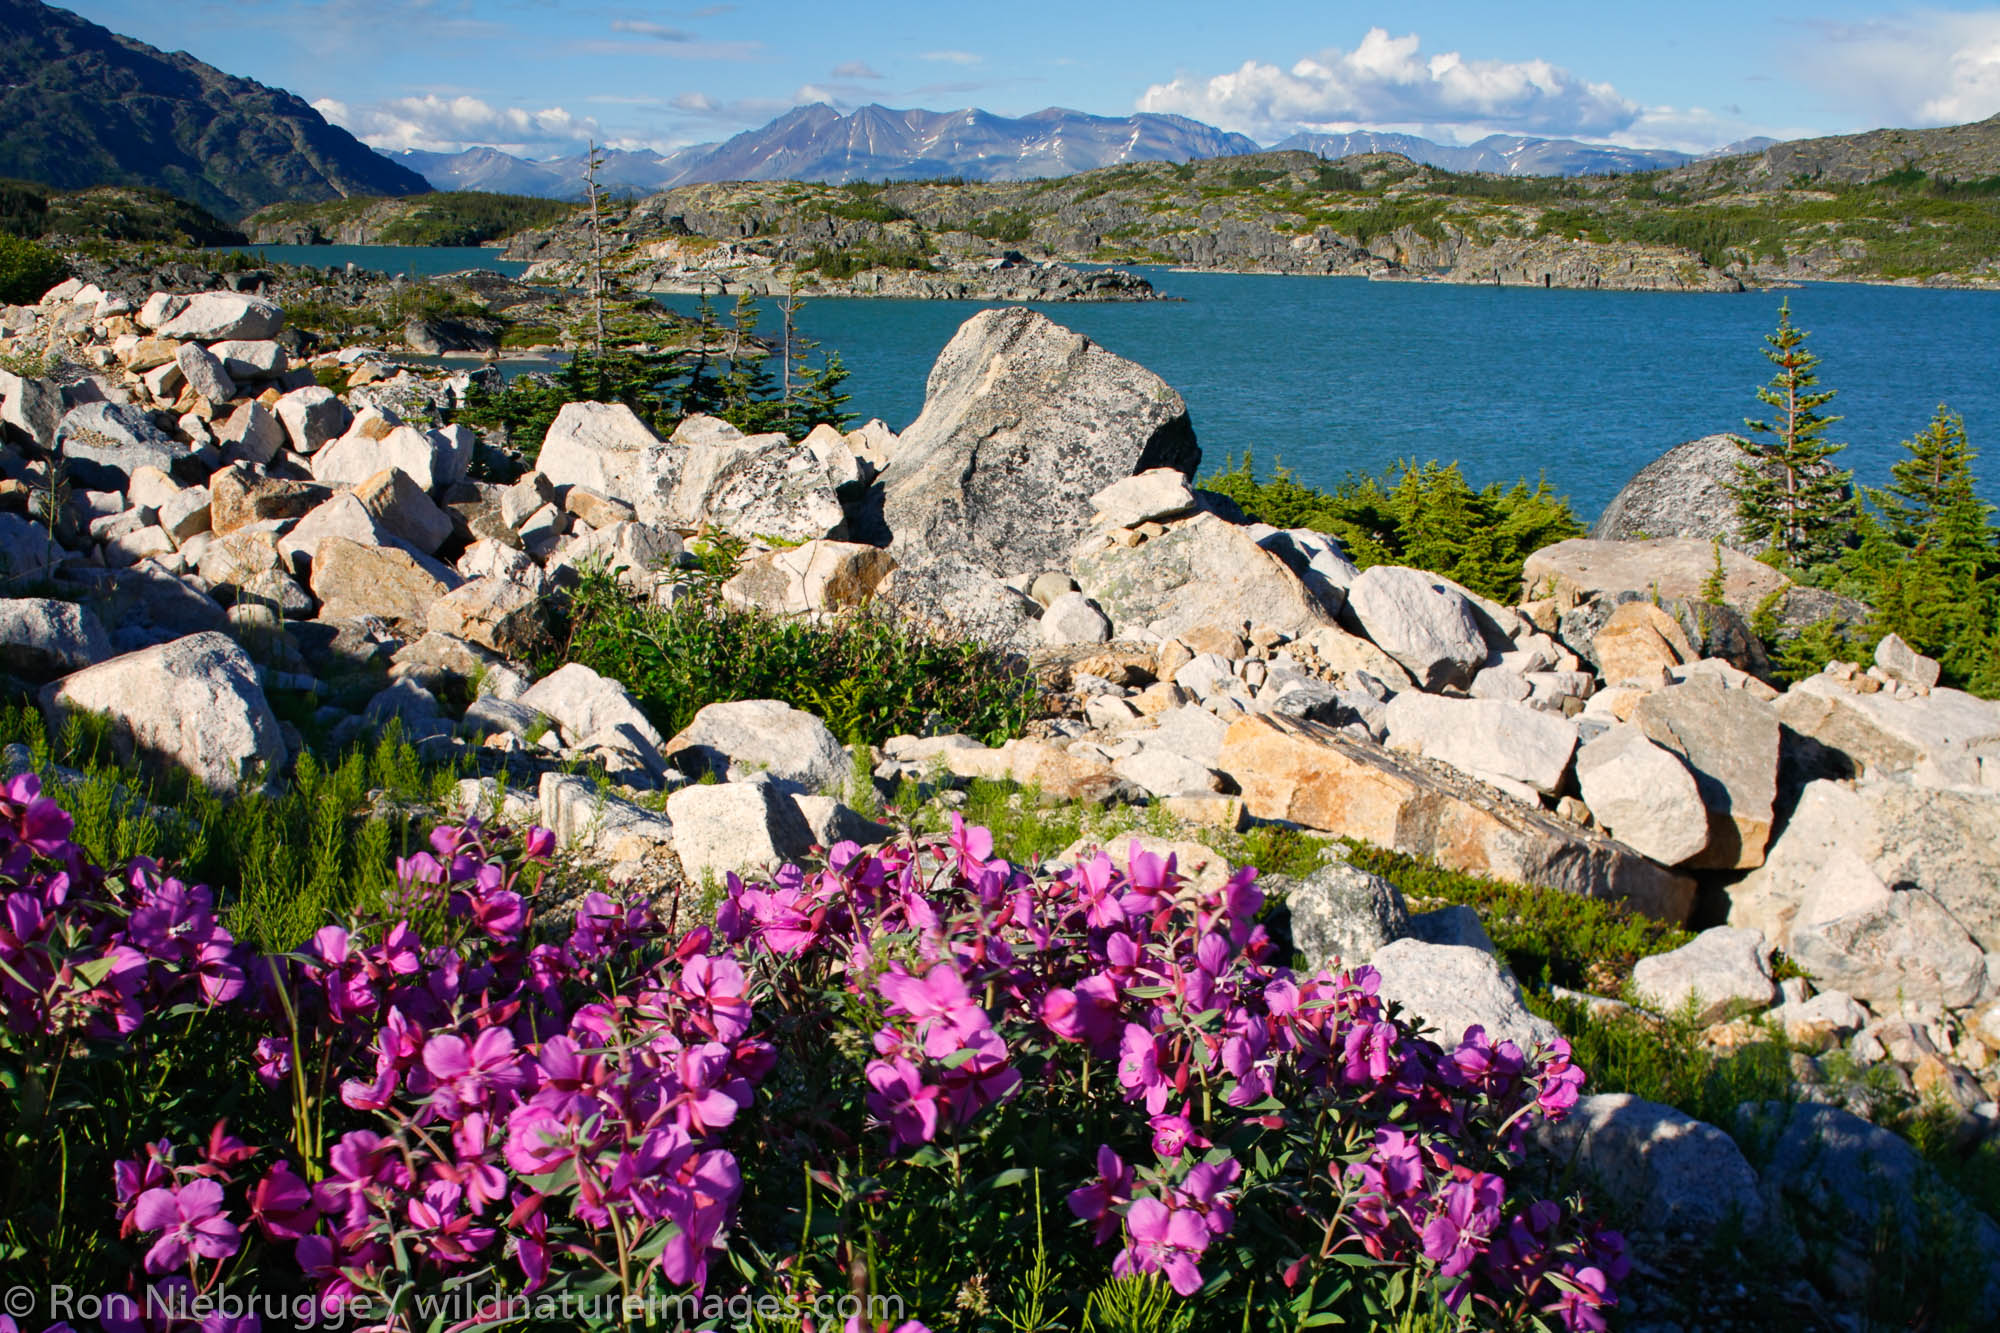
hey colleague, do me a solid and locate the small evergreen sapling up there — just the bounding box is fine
[1729,299,1855,567]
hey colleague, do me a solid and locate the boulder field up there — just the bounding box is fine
[5,276,2000,1289]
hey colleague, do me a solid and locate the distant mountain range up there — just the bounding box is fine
[1267,130,1778,177]
[0,0,428,219]
[391,105,1262,199]
[386,104,1778,198]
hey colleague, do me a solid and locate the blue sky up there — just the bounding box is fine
[57,1,2000,159]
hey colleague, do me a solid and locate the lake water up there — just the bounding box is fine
[210,245,2000,517]
[658,272,2000,519]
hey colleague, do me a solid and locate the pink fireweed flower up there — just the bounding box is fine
[1545,1264,1614,1333]
[248,1162,320,1241]
[864,1055,942,1148]
[1115,1195,1210,1297]
[1148,1105,1207,1159]
[523,824,556,860]
[1535,1037,1587,1117]
[1117,1023,1173,1115]
[679,953,752,1043]
[130,1178,240,1273]
[1067,1145,1133,1245]
[421,1026,524,1114]
[876,963,990,1059]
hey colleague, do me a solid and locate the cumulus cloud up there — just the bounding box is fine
[1137,28,1638,142]
[314,94,600,156]
[832,60,883,80]
[1802,10,2000,126]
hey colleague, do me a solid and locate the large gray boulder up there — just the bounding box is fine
[667,776,817,884]
[145,292,284,341]
[538,772,676,864]
[1574,724,1710,865]
[1072,511,1342,640]
[274,385,351,454]
[0,599,111,678]
[1776,673,2000,784]
[0,514,59,579]
[1524,537,1791,620]
[1538,1093,1766,1235]
[537,402,680,522]
[665,429,846,544]
[1381,694,1578,795]
[881,307,1199,575]
[518,663,668,776]
[41,632,284,793]
[0,369,62,449]
[174,343,235,401]
[1731,778,2000,953]
[1629,925,1775,1023]
[1591,434,1765,550]
[1788,888,1987,1010]
[1283,861,1411,972]
[877,554,1040,649]
[1344,565,1489,691]
[1746,1100,2000,1297]
[1632,678,1780,869]
[1370,938,1559,1051]
[56,403,190,490]
[663,698,849,792]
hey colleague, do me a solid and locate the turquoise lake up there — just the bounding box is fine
[215,244,2000,517]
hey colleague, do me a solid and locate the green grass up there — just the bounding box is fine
[0,703,467,951]
[548,564,1037,746]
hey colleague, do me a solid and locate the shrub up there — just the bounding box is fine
[550,565,1037,744]
[1,777,1623,1330]
[1206,455,1585,602]
[0,231,66,304]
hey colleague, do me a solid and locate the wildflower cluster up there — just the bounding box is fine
[719,816,1624,1328]
[4,773,1622,1332]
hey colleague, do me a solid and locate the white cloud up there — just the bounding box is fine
[1802,11,2000,127]
[314,93,601,156]
[832,60,883,80]
[610,19,693,41]
[1137,28,1638,142]
[922,50,982,65]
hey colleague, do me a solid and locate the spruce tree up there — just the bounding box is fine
[1871,404,1994,571]
[1729,299,1855,567]
[1861,404,1998,678]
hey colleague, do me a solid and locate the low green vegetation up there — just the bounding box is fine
[0,230,65,303]
[0,178,244,248]
[245,191,578,246]
[0,704,461,952]
[1206,454,1585,602]
[456,295,854,454]
[550,563,1037,745]
[798,239,935,278]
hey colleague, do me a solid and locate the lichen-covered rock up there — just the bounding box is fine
[1073,512,1341,640]
[882,307,1198,575]
[1629,926,1775,1023]
[1537,1093,1766,1236]
[308,537,457,632]
[1524,537,1790,618]
[1370,939,1558,1051]
[663,698,849,792]
[56,402,191,489]
[0,598,112,677]
[1381,693,1579,795]
[1282,861,1411,971]
[1216,713,1695,921]
[722,540,893,616]
[1591,434,1766,550]
[1574,724,1710,865]
[1344,565,1489,691]
[667,777,816,883]
[1633,678,1780,870]
[41,632,284,793]
[536,402,681,522]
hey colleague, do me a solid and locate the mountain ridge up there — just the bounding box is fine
[0,0,429,219]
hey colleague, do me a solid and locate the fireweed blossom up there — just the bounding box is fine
[4,771,1618,1329]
